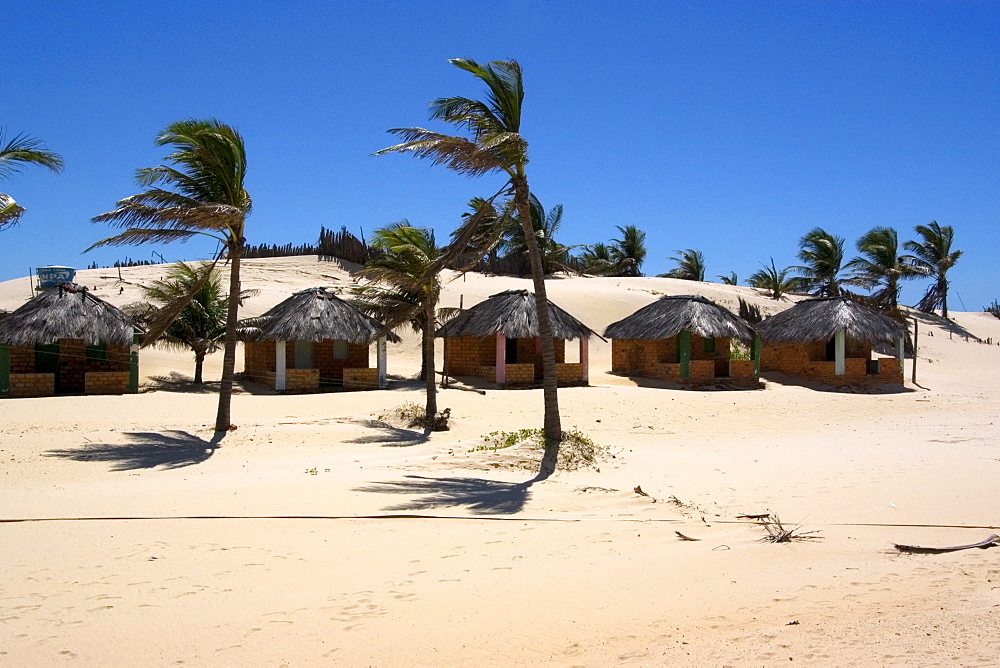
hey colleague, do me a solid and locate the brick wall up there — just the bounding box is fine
[343,367,378,390]
[612,335,736,380]
[730,360,756,378]
[7,340,130,396]
[85,371,130,395]
[555,362,584,384]
[443,336,490,376]
[762,339,903,385]
[503,363,536,385]
[689,360,715,381]
[10,373,55,398]
[246,339,371,385]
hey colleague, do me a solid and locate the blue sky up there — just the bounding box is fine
[5,0,998,309]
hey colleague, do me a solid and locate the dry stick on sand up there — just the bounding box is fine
[750,513,823,543]
[894,534,1000,554]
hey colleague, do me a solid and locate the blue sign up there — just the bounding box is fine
[37,266,76,288]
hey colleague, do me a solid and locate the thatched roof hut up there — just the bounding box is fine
[238,287,398,344]
[0,283,138,347]
[757,297,904,344]
[603,295,755,341]
[436,290,595,340]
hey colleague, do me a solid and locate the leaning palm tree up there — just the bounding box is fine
[126,262,253,384]
[845,226,919,310]
[374,58,565,474]
[90,119,250,434]
[792,227,846,296]
[748,259,796,300]
[718,272,738,286]
[610,224,647,277]
[661,249,706,281]
[355,223,444,425]
[0,129,63,230]
[903,221,963,318]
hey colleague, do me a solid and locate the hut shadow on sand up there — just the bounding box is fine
[355,474,536,514]
[45,430,220,471]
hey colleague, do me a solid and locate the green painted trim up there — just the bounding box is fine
[0,345,9,396]
[678,330,691,379]
[752,335,761,375]
[129,351,139,394]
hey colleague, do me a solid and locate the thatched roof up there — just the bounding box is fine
[238,287,398,344]
[757,297,905,344]
[0,283,138,347]
[436,290,596,340]
[603,295,755,341]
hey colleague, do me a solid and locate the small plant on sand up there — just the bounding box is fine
[376,401,425,424]
[474,428,609,471]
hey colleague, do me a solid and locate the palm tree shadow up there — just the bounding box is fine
[355,474,537,514]
[45,430,221,471]
[342,419,430,446]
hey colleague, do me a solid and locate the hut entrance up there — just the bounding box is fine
[293,340,314,369]
[825,337,836,362]
[505,337,519,364]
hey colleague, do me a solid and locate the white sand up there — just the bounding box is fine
[2,256,999,665]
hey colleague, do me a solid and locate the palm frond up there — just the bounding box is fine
[0,128,64,178]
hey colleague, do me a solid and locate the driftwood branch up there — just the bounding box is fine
[894,534,1000,554]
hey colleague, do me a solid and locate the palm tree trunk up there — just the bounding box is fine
[940,275,949,319]
[513,175,561,477]
[423,297,437,423]
[194,349,205,384]
[214,239,242,433]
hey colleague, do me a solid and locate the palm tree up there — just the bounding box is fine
[610,225,647,277]
[90,119,250,434]
[355,223,444,424]
[126,262,252,384]
[845,226,919,310]
[661,249,706,281]
[748,259,796,300]
[903,221,963,318]
[793,227,846,296]
[579,242,616,275]
[719,272,738,286]
[374,58,565,474]
[0,129,63,229]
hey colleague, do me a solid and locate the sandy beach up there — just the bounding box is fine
[3,256,1000,665]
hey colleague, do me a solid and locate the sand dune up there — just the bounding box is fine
[2,256,999,664]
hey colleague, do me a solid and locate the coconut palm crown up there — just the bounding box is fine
[845,226,919,310]
[792,227,846,297]
[0,128,63,229]
[902,221,962,318]
[90,119,250,433]
[374,58,566,474]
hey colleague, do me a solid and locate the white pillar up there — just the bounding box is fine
[496,334,506,385]
[377,336,387,389]
[580,337,589,384]
[275,340,286,391]
[834,330,846,376]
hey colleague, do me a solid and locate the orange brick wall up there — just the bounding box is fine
[7,340,130,395]
[85,371,130,395]
[343,367,378,390]
[761,339,902,385]
[9,373,55,398]
[245,339,370,385]
[612,335,735,379]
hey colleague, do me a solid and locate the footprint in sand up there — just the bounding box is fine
[407,571,427,577]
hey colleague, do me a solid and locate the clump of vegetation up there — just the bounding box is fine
[986,300,1000,319]
[730,340,752,361]
[750,513,822,543]
[473,428,609,471]
[375,401,425,424]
